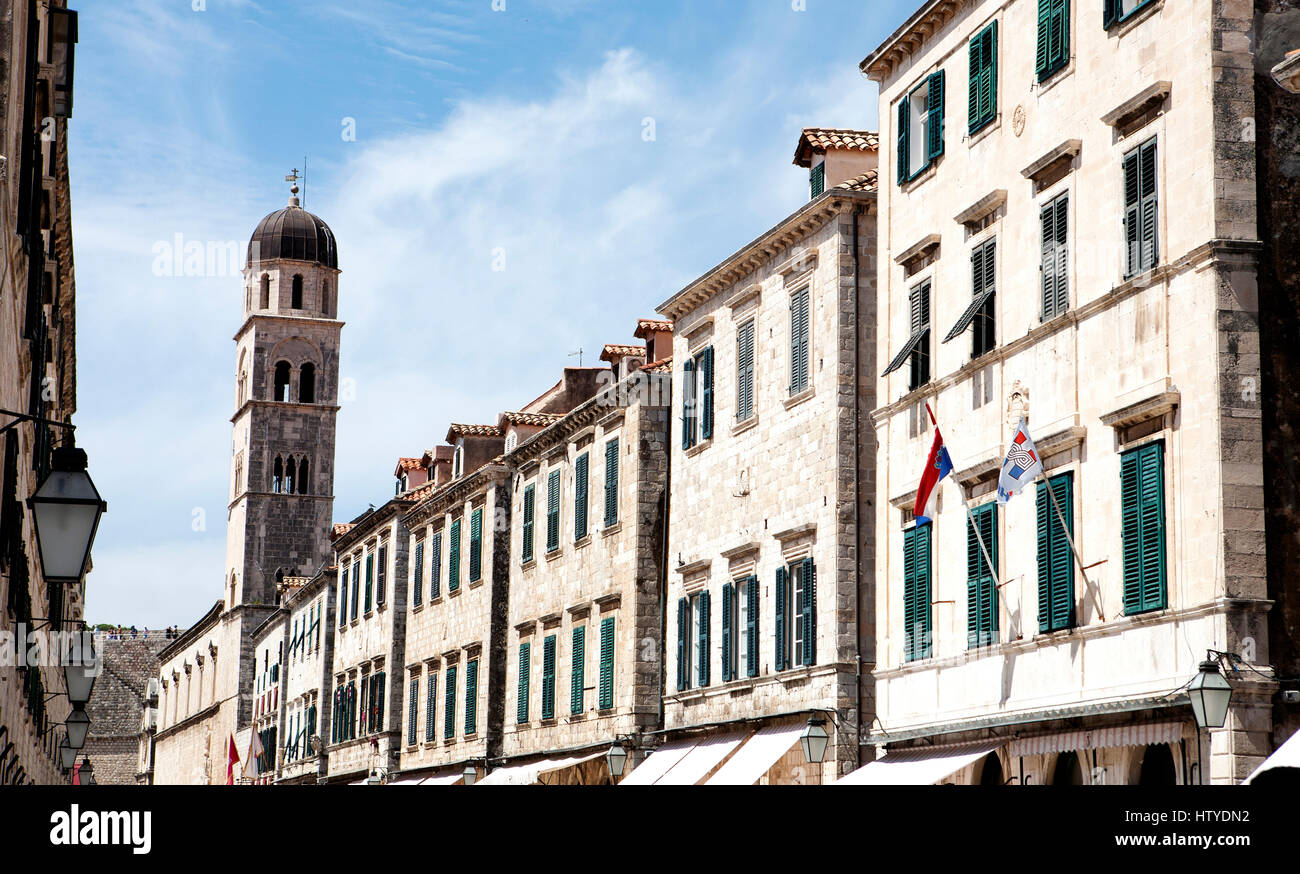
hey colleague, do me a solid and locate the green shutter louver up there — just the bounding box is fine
[1041,193,1070,320]
[676,597,688,691]
[1036,473,1076,632]
[574,453,589,540]
[926,70,945,161]
[339,573,347,627]
[351,562,359,621]
[364,553,373,613]
[413,539,424,607]
[570,626,585,714]
[517,642,530,724]
[737,321,756,422]
[1124,139,1159,278]
[746,576,759,678]
[1122,443,1167,615]
[465,659,478,735]
[967,503,999,648]
[377,545,387,605]
[408,678,418,745]
[1104,0,1121,27]
[522,483,536,563]
[697,591,710,687]
[444,665,457,740]
[897,96,910,184]
[426,673,437,742]
[681,358,696,450]
[810,162,825,199]
[775,567,788,671]
[903,525,933,662]
[700,347,715,441]
[546,469,561,552]
[790,288,811,395]
[429,531,442,599]
[603,439,619,527]
[968,22,997,135]
[541,635,556,719]
[469,508,482,582]
[1037,0,1069,81]
[721,582,734,682]
[599,616,615,710]
[801,558,817,666]
[449,519,461,591]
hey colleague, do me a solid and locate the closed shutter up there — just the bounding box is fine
[430,531,442,599]
[967,503,999,648]
[570,626,585,714]
[1037,473,1076,633]
[465,660,478,735]
[697,590,711,687]
[364,554,373,612]
[904,526,933,662]
[546,470,561,552]
[374,671,385,732]
[541,636,556,719]
[339,573,348,627]
[444,666,457,740]
[926,70,946,161]
[1124,140,1159,277]
[676,597,688,691]
[351,562,359,621]
[574,453,589,540]
[700,347,715,441]
[517,643,530,724]
[1122,443,1166,614]
[810,162,825,198]
[408,678,418,745]
[599,616,615,710]
[897,96,910,183]
[1138,140,1159,274]
[737,321,755,422]
[801,558,817,666]
[775,566,788,671]
[745,575,759,678]
[469,509,482,582]
[604,440,619,527]
[377,545,387,605]
[413,539,424,606]
[681,358,696,449]
[721,582,734,682]
[448,519,461,591]
[522,484,536,563]
[790,288,810,395]
[969,23,998,134]
[425,673,437,742]
[1041,194,1070,320]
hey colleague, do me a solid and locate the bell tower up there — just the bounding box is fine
[226,177,342,608]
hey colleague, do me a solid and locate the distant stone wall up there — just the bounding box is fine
[84,635,169,785]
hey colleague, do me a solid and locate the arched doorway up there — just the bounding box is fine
[1138,744,1177,786]
[978,752,1003,786]
[1051,751,1083,785]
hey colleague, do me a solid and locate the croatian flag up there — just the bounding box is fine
[996,418,1044,504]
[914,415,953,525]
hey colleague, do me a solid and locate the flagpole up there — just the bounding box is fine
[1040,472,1105,622]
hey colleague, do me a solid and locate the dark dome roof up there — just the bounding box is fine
[247,200,338,269]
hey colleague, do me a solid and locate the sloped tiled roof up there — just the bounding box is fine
[834,170,880,193]
[600,344,646,362]
[634,318,672,338]
[499,411,563,428]
[641,356,673,374]
[446,423,503,440]
[794,128,879,166]
[331,523,355,539]
[400,482,438,503]
[395,457,423,471]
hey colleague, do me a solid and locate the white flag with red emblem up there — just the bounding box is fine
[996,418,1043,505]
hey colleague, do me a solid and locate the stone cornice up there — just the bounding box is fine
[230,398,341,424]
[232,312,345,343]
[860,0,970,83]
[401,464,510,529]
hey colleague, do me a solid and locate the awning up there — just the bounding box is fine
[1008,721,1184,757]
[420,772,465,786]
[706,723,805,785]
[620,738,698,786]
[1245,728,1300,785]
[387,777,424,786]
[477,751,605,786]
[833,742,1002,786]
[943,288,994,342]
[653,732,747,785]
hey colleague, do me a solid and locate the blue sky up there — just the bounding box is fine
[73,0,909,627]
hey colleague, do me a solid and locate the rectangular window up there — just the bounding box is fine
[448,518,461,591]
[574,452,589,540]
[676,597,691,691]
[775,558,816,670]
[682,348,715,449]
[522,483,536,563]
[694,591,711,688]
[364,553,373,613]
[1121,442,1166,615]
[469,508,483,583]
[599,616,615,710]
[350,560,359,621]
[407,677,418,745]
[810,162,825,198]
[425,673,437,742]
[1041,193,1069,320]
[1123,138,1159,278]
[884,280,933,389]
[443,665,457,740]
[897,71,945,183]
[377,544,387,606]
[943,242,996,356]
[681,358,696,450]
[429,531,442,599]
[412,539,424,607]
[603,440,619,528]
[517,642,530,724]
[339,568,348,627]
[789,287,811,396]
[736,320,756,422]
[968,22,998,135]
[1037,0,1070,80]
[724,575,759,681]
[903,525,933,662]
[464,659,478,735]
[1037,472,1076,632]
[967,503,999,649]
[541,635,557,720]
[546,469,561,553]
[1105,0,1156,28]
[570,625,585,715]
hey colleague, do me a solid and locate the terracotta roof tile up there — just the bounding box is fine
[400,482,438,503]
[641,356,673,374]
[794,128,879,166]
[634,318,673,338]
[395,457,424,471]
[600,343,646,362]
[500,411,563,427]
[331,523,355,540]
[834,170,879,192]
[446,423,503,440]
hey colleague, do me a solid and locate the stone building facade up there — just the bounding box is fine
[860,0,1285,785]
[646,135,878,784]
[249,607,287,784]
[82,634,168,785]
[278,567,335,783]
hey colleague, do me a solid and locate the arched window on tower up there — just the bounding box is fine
[273,456,284,493]
[274,361,292,402]
[291,275,304,309]
[299,363,316,403]
[260,274,271,309]
[298,458,310,494]
[285,456,296,494]
[322,281,332,316]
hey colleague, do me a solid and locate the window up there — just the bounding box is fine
[810,162,825,199]
[789,288,811,396]
[272,456,283,493]
[505,431,518,452]
[407,677,418,745]
[903,525,933,662]
[522,483,536,563]
[1037,0,1070,80]
[465,659,478,735]
[429,530,442,599]
[299,363,315,403]
[574,452,589,540]
[598,617,616,710]
[675,593,709,691]
[1121,442,1166,615]
[443,665,457,740]
[259,274,270,309]
[350,561,359,621]
[376,544,387,606]
[546,470,561,553]
[425,673,437,742]
[1123,138,1159,278]
[284,455,296,494]
[721,577,754,682]
[322,280,332,316]
[448,518,461,591]
[736,320,756,422]
[338,565,348,627]
[603,439,619,527]
[945,240,996,358]
[1037,472,1076,632]
[469,508,483,583]
[896,71,945,183]
[681,347,715,450]
[775,558,816,670]
[413,538,424,607]
[364,552,373,613]
[696,592,711,687]
[1041,193,1070,320]
[291,274,303,309]
[570,626,585,714]
[273,361,291,402]
[541,635,557,720]
[1104,0,1156,28]
[298,458,309,494]
[968,22,998,135]
[884,281,932,390]
[368,671,385,733]
[967,503,999,648]
[517,642,530,724]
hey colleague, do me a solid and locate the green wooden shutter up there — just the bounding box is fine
[700,347,715,440]
[1049,474,1076,629]
[926,70,945,161]
[469,508,482,582]
[676,597,688,691]
[375,671,386,732]
[737,321,755,421]
[1138,140,1159,273]
[377,545,387,605]
[897,96,911,184]
[746,575,759,678]
[426,673,437,741]
[696,591,711,686]
[430,531,442,598]
[599,616,615,710]
[801,558,817,666]
[775,567,788,671]
[790,288,810,394]
[1036,482,1053,633]
[517,643,530,724]
[574,453,589,540]
[339,574,347,627]
[448,519,461,591]
[1036,0,1052,76]
[904,526,933,661]
[969,23,997,134]
[522,484,535,563]
[604,439,619,527]
[721,582,734,682]
[408,678,418,745]
[1041,196,1071,320]
[1122,443,1167,614]
[967,504,998,648]
[465,660,478,735]
[570,626,585,714]
[1037,0,1069,80]
[541,635,556,719]
[444,665,457,740]
[681,358,696,449]
[364,553,373,612]
[546,469,561,552]
[413,539,424,606]
[810,162,825,198]
[1104,0,1121,27]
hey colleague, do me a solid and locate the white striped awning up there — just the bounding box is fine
[834,741,1003,786]
[706,724,805,785]
[476,751,604,786]
[653,732,747,785]
[620,738,697,786]
[1008,721,1184,758]
[420,771,465,786]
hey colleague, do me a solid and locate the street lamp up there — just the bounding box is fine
[800,716,830,765]
[1189,659,1234,730]
[462,764,478,786]
[606,740,629,780]
[65,708,90,749]
[27,447,106,584]
[79,757,95,786]
[64,650,99,709]
[58,737,77,772]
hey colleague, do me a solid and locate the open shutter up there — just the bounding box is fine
[541,636,556,719]
[700,347,715,441]
[681,358,695,449]
[737,321,755,421]
[426,673,437,741]
[802,558,816,666]
[926,70,945,161]
[721,582,734,682]
[1104,0,1121,27]
[604,439,619,527]
[1123,149,1142,278]
[746,576,759,678]
[469,508,482,582]
[449,519,461,591]
[444,666,456,740]
[676,597,688,691]
[1139,140,1159,272]
[1137,443,1166,612]
[570,625,585,714]
[697,591,711,687]
[599,616,615,710]
[1121,449,1144,614]
[897,96,910,183]
[574,453,589,540]
[522,484,535,562]
[465,661,478,735]
[517,642,530,724]
[775,567,788,671]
